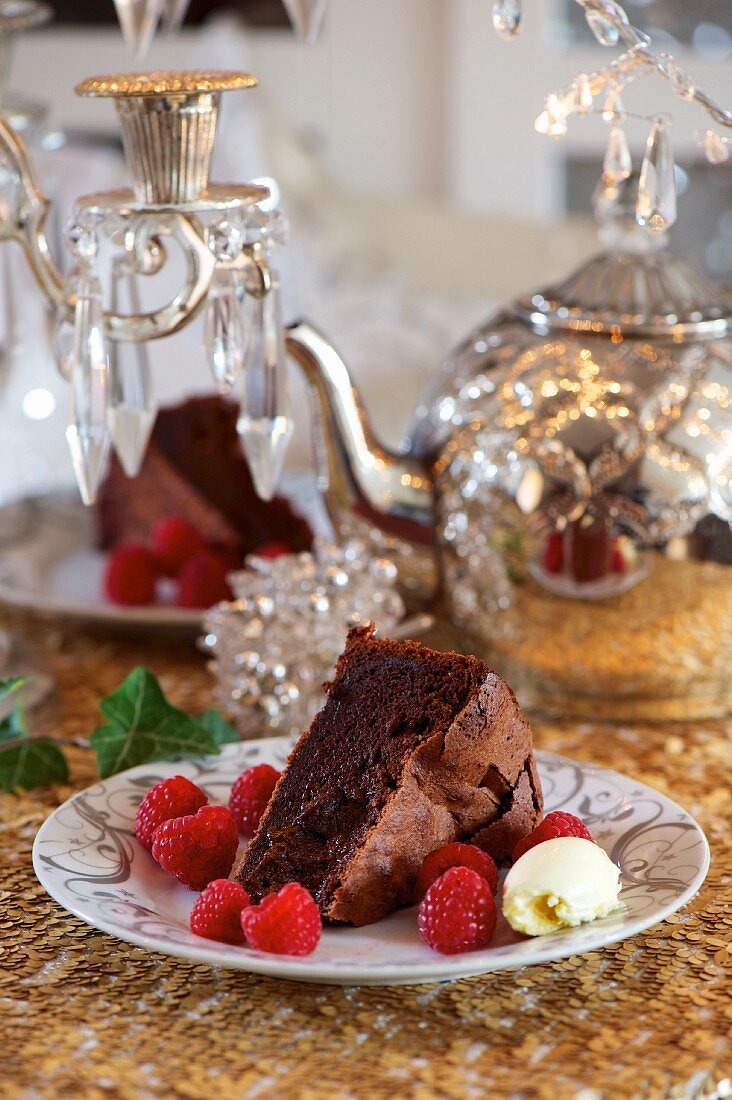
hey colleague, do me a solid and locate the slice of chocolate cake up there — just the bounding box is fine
[236,624,542,926]
[96,396,312,555]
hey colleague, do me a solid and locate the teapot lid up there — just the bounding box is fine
[514,177,732,340]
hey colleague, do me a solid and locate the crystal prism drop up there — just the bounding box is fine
[237,272,293,502]
[541,94,568,138]
[204,267,245,394]
[107,256,156,477]
[65,211,100,263]
[659,53,695,100]
[281,0,328,44]
[55,305,75,382]
[55,268,102,382]
[62,272,111,505]
[161,0,190,33]
[636,117,677,233]
[113,0,164,59]
[704,129,729,165]
[602,84,624,122]
[108,399,155,478]
[491,0,521,41]
[534,110,551,136]
[586,9,619,46]
[575,73,593,114]
[602,126,632,185]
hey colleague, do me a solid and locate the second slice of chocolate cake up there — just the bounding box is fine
[236,624,542,927]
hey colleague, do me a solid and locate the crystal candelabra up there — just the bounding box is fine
[491,0,732,234]
[0,0,726,515]
[0,67,295,505]
[113,0,329,58]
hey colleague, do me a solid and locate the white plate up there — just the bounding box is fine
[0,478,330,633]
[33,738,709,986]
[528,558,652,600]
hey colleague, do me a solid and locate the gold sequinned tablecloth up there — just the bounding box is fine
[1,610,730,1100]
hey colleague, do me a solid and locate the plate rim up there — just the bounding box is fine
[0,580,203,626]
[32,740,711,986]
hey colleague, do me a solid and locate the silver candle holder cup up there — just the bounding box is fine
[75,71,259,205]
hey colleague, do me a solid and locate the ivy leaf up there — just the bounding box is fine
[0,678,69,791]
[90,667,220,778]
[196,709,239,747]
[0,739,68,793]
[0,677,26,703]
[0,678,26,735]
[0,706,25,740]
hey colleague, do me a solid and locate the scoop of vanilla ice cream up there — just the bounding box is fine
[502,836,621,936]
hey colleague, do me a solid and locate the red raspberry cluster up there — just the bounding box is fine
[137,769,594,960]
[512,810,595,863]
[134,774,208,850]
[104,514,292,609]
[418,841,498,897]
[135,764,321,956]
[418,866,497,955]
[229,764,280,835]
[191,880,322,955]
[415,812,594,955]
[416,843,499,955]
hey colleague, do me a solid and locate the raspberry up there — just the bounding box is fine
[151,805,239,890]
[241,883,321,956]
[418,842,498,897]
[611,545,627,574]
[176,550,233,609]
[190,879,251,944]
[418,866,497,955]
[512,811,594,863]
[542,531,564,575]
[134,775,208,850]
[254,542,291,560]
[151,516,205,578]
[104,544,159,606]
[229,764,281,836]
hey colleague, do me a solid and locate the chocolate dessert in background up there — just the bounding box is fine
[237,624,542,927]
[96,396,312,556]
[569,515,612,583]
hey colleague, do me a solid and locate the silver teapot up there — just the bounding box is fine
[286,188,732,722]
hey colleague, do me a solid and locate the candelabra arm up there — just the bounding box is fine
[0,113,64,306]
[103,212,216,342]
[238,243,273,298]
[0,114,223,341]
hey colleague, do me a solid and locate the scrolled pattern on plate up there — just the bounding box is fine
[32,739,709,986]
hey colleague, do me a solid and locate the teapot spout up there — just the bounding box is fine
[285,321,435,547]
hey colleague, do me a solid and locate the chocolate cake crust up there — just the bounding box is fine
[236,625,542,927]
